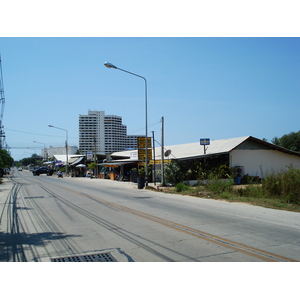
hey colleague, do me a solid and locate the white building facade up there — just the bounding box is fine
[45,146,78,158]
[79,111,142,155]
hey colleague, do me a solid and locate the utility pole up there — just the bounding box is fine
[152,131,156,185]
[161,116,165,186]
[92,135,97,177]
[0,54,6,150]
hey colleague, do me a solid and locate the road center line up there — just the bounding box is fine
[51,183,297,262]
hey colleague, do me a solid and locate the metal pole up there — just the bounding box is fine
[48,125,69,175]
[104,63,149,186]
[33,141,46,161]
[152,131,156,185]
[161,116,165,186]
[65,130,69,175]
[93,136,97,177]
[144,78,148,186]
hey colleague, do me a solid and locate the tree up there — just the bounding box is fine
[271,131,300,152]
[164,161,184,185]
[87,162,97,170]
[0,149,14,168]
[271,136,280,146]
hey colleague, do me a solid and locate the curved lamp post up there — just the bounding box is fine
[33,141,47,161]
[104,62,149,186]
[48,125,69,175]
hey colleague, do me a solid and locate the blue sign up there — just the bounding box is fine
[200,138,210,145]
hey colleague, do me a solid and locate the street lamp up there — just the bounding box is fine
[48,125,69,175]
[104,62,149,186]
[33,141,47,160]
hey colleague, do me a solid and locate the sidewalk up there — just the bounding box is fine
[0,177,14,204]
[62,175,164,190]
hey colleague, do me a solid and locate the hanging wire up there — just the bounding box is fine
[128,119,162,135]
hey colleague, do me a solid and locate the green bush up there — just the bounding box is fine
[175,182,190,192]
[138,167,145,178]
[206,178,234,195]
[164,161,184,185]
[195,162,232,181]
[262,167,300,204]
[235,185,264,198]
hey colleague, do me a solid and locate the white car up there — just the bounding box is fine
[18,167,23,171]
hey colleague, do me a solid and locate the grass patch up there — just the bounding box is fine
[161,185,300,212]
[175,182,191,192]
[158,170,300,212]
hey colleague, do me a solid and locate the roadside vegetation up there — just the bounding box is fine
[271,130,300,152]
[151,161,300,213]
[0,149,13,168]
[0,149,14,184]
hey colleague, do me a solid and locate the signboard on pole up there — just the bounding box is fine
[87,151,93,159]
[138,137,152,148]
[149,160,162,165]
[200,138,210,155]
[200,138,210,145]
[138,148,152,160]
[138,137,152,161]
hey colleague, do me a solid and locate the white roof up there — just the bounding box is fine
[54,154,84,164]
[112,136,250,160]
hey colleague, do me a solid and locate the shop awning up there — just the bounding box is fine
[101,164,119,168]
[70,156,85,166]
[99,161,138,167]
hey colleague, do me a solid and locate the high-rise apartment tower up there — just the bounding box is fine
[79,111,142,155]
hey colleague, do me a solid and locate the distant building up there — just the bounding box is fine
[79,111,143,155]
[46,145,78,159]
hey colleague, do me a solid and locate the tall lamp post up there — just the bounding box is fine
[48,125,69,175]
[33,141,47,161]
[104,62,149,186]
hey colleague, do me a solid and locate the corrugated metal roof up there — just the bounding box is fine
[111,136,251,160]
[110,136,300,161]
[54,154,85,164]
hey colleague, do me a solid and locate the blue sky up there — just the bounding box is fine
[1,37,299,160]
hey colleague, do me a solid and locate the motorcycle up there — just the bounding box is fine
[57,171,63,178]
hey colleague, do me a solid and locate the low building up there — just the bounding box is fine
[109,136,300,181]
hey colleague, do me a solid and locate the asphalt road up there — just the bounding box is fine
[1,168,300,262]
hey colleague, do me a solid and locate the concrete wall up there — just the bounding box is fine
[230,149,300,178]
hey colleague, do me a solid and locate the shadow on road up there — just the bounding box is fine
[0,230,81,262]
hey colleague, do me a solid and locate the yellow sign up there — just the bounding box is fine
[138,137,152,148]
[138,148,152,160]
[149,160,162,165]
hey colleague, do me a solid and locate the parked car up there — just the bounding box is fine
[32,167,54,176]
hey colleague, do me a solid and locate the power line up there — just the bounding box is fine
[4,127,78,140]
[128,119,162,135]
[0,54,6,149]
